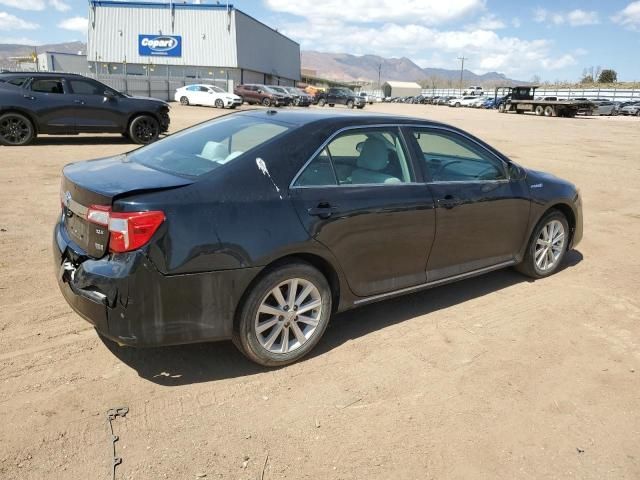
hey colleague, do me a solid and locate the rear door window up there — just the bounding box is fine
[31,78,65,94]
[130,115,291,177]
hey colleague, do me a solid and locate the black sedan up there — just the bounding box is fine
[0,72,170,146]
[54,110,583,366]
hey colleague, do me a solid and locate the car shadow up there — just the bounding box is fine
[103,250,583,386]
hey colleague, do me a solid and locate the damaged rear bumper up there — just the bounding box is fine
[53,221,260,347]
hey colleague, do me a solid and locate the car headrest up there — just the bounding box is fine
[357,137,388,171]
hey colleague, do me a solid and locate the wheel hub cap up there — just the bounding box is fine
[255,278,322,354]
[535,220,566,272]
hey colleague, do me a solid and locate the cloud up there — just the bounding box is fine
[466,14,506,30]
[265,0,485,25]
[281,19,576,78]
[612,1,640,29]
[0,0,44,9]
[58,16,87,33]
[0,11,39,29]
[0,0,68,10]
[0,36,41,45]
[533,7,599,26]
[50,0,70,12]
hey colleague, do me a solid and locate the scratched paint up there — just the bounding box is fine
[256,157,283,199]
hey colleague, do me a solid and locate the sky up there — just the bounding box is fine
[1,0,639,81]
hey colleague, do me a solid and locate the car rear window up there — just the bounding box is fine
[129,114,291,178]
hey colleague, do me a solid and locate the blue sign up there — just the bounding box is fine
[138,34,182,57]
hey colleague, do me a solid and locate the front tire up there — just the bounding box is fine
[215,99,224,109]
[318,98,326,107]
[347,100,354,109]
[128,115,160,145]
[262,98,271,107]
[517,210,569,279]
[0,112,35,146]
[234,262,332,367]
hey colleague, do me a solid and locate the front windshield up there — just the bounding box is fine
[264,86,281,94]
[129,114,292,177]
[268,86,286,94]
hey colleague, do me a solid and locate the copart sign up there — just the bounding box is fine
[138,35,182,57]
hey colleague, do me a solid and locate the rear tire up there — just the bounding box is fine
[516,210,569,279]
[318,98,326,107]
[0,112,35,146]
[233,262,332,367]
[262,98,271,107]
[544,106,555,117]
[179,96,189,106]
[128,115,160,145]
[535,105,544,116]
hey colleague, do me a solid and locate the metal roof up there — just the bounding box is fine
[382,81,422,89]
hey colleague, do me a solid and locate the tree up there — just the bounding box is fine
[598,69,617,83]
[531,74,541,85]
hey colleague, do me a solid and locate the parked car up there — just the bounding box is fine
[448,96,478,107]
[233,84,288,107]
[591,100,616,116]
[359,92,374,105]
[316,87,365,109]
[0,72,170,146]
[469,96,487,108]
[54,109,582,366]
[464,86,483,95]
[266,86,294,106]
[482,98,496,109]
[281,86,313,106]
[175,84,242,109]
[618,102,640,116]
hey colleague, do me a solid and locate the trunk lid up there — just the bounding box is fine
[61,155,193,258]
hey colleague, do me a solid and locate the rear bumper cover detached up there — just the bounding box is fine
[53,221,260,347]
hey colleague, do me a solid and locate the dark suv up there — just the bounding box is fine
[233,84,288,107]
[0,72,170,146]
[316,87,365,109]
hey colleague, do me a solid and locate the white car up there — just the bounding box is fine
[464,86,483,95]
[469,96,487,108]
[448,96,478,107]
[175,84,242,109]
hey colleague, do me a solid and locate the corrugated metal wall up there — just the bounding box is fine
[88,4,238,67]
[234,10,300,82]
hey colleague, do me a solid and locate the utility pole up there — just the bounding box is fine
[378,63,382,93]
[457,56,467,93]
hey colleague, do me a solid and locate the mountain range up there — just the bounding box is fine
[0,42,523,86]
[301,51,524,86]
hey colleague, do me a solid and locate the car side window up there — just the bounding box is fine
[199,86,209,92]
[295,128,414,187]
[31,78,65,94]
[411,129,506,182]
[68,79,104,95]
[5,77,27,87]
[187,85,199,92]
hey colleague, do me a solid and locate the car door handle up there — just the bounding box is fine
[308,202,337,219]
[437,195,462,209]
[73,99,85,105]
[23,94,35,100]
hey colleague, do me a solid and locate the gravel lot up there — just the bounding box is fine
[1,103,639,479]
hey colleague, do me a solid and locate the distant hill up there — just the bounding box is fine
[0,42,85,68]
[301,51,525,86]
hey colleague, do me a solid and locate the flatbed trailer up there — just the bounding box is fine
[495,86,594,118]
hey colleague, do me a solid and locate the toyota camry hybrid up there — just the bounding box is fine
[54,110,583,366]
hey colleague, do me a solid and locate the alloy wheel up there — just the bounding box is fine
[132,118,158,144]
[180,96,189,105]
[535,220,566,272]
[254,278,322,354]
[0,115,31,145]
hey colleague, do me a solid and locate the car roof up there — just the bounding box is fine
[235,109,453,129]
[0,72,84,77]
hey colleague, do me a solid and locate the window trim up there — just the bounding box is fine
[290,124,422,189]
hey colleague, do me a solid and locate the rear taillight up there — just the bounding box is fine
[86,206,165,253]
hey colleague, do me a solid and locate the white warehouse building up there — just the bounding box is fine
[87,1,301,87]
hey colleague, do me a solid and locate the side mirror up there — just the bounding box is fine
[103,90,116,100]
[508,163,526,180]
[356,141,364,153]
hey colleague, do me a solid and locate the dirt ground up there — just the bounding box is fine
[1,103,639,480]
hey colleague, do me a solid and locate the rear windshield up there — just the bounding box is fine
[129,114,291,177]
